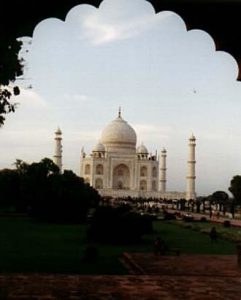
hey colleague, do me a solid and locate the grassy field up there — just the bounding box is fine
[152,221,236,254]
[169,219,241,244]
[0,217,236,274]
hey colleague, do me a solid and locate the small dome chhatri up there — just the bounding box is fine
[101,109,137,150]
[189,133,196,142]
[55,127,62,135]
[137,143,148,154]
[93,141,105,152]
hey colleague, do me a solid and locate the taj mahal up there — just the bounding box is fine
[54,109,196,200]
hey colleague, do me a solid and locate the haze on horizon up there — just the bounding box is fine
[1,0,241,196]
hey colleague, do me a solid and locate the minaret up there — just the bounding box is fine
[54,127,62,173]
[160,148,167,193]
[186,134,196,200]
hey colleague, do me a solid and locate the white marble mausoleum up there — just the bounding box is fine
[54,110,196,200]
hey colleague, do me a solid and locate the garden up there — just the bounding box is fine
[0,216,236,274]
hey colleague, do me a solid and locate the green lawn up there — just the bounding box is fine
[0,217,236,274]
[169,219,241,244]
[152,221,236,254]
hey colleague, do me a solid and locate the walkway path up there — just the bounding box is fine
[2,254,241,300]
[167,208,241,228]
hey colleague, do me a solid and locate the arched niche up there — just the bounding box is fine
[113,164,130,190]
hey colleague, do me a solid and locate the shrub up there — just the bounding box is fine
[163,212,176,220]
[174,212,182,218]
[83,245,99,262]
[182,215,194,222]
[88,206,153,244]
[199,217,207,222]
[139,214,153,234]
[223,220,231,227]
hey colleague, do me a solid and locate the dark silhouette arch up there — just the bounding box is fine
[1,0,241,82]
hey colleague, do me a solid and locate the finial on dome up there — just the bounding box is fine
[118,106,121,118]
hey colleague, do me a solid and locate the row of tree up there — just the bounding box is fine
[0,158,100,222]
[1,157,241,221]
[208,176,241,215]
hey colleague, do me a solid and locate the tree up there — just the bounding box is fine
[195,197,202,213]
[0,157,100,221]
[229,176,241,205]
[13,158,100,223]
[0,85,21,126]
[211,191,229,212]
[88,205,153,244]
[0,169,20,210]
[229,175,241,218]
[14,159,29,174]
[39,169,100,223]
[0,38,22,126]
[37,157,60,176]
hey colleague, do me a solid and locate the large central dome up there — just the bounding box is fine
[101,110,137,152]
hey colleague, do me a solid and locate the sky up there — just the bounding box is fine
[1,0,241,196]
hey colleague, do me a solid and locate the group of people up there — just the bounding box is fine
[209,209,220,219]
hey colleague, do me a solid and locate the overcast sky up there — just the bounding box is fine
[1,0,241,196]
